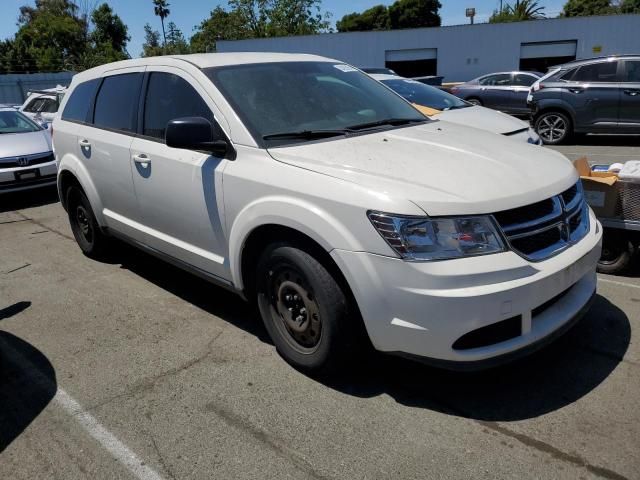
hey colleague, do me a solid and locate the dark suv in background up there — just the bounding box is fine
[529,55,640,144]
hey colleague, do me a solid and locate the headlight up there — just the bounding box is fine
[527,127,541,145]
[368,211,506,261]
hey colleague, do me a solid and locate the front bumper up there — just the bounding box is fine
[331,209,602,367]
[0,160,58,193]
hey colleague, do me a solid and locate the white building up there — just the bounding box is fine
[217,14,640,82]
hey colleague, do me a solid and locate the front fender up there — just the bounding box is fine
[57,153,106,226]
[228,195,366,291]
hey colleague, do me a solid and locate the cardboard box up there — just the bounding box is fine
[573,157,620,218]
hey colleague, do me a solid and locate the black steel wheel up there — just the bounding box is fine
[256,243,353,373]
[67,186,110,259]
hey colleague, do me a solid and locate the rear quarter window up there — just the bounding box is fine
[62,79,100,123]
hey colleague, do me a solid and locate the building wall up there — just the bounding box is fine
[217,15,640,82]
[0,72,75,105]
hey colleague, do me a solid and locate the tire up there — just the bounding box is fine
[256,243,354,374]
[66,186,110,259]
[597,231,636,275]
[535,111,572,145]
[466,97,482,106]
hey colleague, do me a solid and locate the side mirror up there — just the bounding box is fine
[165,116,231,158]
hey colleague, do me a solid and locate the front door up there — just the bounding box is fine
[619,60,640,132]
[129,68,230,280]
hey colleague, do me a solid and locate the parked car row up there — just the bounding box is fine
[51,53,600,374]
[449,55,640,144]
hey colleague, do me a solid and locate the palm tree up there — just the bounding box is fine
[153,0,170,47]
[508,0,545,20]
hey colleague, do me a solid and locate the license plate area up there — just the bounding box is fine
[15,169,39,181]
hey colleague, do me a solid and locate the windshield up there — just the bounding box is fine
[0,110,42,134]
[206,62,427,146]
[381,78,469,111]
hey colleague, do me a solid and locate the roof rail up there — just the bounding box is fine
[562,54,639,64]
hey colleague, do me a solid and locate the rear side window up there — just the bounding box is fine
[93,73,143,133]
[512,74,537,87]
[479,74,511,86]
[572,61,618,82]
[62,79,100,123]
[41,98,58,113]
[623,61,640,82]
[24,97,45,113]
[143,72,213,140]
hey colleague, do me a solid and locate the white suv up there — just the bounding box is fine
[54,54,602,372]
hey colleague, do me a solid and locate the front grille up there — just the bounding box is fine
[0,152,54,168]
[493,182,589,261]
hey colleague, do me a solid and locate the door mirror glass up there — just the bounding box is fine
[165,116,229,157]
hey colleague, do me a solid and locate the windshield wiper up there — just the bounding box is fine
[443,105,470,111]
[263,129,349,141]
[345,118,426,131]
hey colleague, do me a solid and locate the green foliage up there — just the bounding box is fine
[388,0,442,29]
[562,0,616,16]
[141,23,164,57]
[336,5,389,32]
[153,0,170,46]
[190,7,250,53]
[620,0,640,13]
[336,0,441,32]
[489,0,546,23]
[89,3,130,64]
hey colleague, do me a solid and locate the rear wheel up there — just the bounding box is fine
[466,97,482,106]
[597,231,636,275]
[256,243,354,374]
[535,111,572,145]
[67,186,110,259]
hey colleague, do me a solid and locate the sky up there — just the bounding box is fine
[0,0,567,58]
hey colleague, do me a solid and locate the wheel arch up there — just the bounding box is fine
[57,154,105,224]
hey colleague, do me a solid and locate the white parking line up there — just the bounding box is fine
[598,277,640,290]
[2,339,166,480]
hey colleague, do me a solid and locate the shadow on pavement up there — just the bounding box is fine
[0,302,58,453]
[563,134,640,148]
[323,295,630,421]
[101,243,630,421]
[0,186,59,213]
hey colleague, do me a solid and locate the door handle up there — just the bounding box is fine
[132,154,151,165]
[78,139,91,147]
[568,88,584,94]
[624,89,639,96]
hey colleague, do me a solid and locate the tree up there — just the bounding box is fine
[562,0,616,16]
[165,21,190,54]
[142,23,163,57]
[90,3,129,54]
[489,0,545,23]
[267,0,331,36]
[620,0,640,12]
[388,0,441,29]
[190,6,249,53]
[153,0,170,46]
[336,5,390,32]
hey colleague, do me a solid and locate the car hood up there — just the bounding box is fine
[267,121,576,216]
[436,105,529,134]
[0,130,52,158]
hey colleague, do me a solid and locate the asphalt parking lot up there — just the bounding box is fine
[1,138,639,480]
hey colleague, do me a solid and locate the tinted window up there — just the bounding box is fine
[41,98,58,113]
[143,72,213,140]
[62,79,100,123]
[479,74,512,86]
[512,74,537,87]
[572,61,618,82]
[623,61,640,82]
[24,98,45,113]
[560,68,577,81]
[93,73,143,132]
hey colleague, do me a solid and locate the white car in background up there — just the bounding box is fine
[0,108,56,193]
[370,73,541,145]
[19,85,67,128]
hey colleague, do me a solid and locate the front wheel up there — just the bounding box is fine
[535,111,572,145]
[256,244,354,374]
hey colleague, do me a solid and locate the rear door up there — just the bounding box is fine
[618,59,640,132]
[75,67,145,239]
[129,67,230,279]
[562,60,620,130]
[477,73,513,110]
[510,73,539,114]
